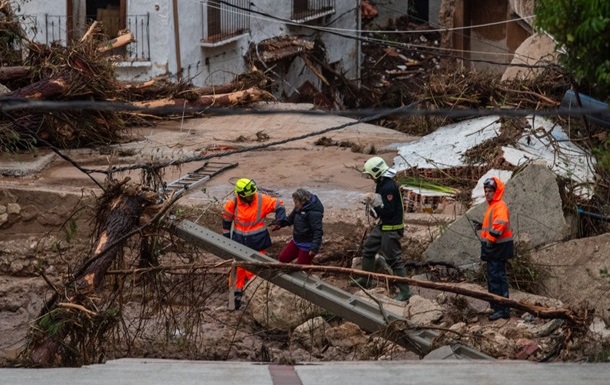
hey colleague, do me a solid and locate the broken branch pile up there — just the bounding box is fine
[0,8,273,153]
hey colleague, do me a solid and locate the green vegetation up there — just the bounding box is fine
[534,0,610,101]
[397,176,459,195]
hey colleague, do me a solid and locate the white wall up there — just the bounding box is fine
[16,0,69,45]
[179,0,249,86]
[117,1,173,82]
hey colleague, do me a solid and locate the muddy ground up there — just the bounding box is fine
[0,108,426,365]
[1,106,610,366]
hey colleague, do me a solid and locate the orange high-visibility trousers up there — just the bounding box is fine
[230,250,265,290]
[234,267,255,290]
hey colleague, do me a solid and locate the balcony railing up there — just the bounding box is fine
[291,0,335,23]
[14,14,67,45]
[44,14,68,44]
[110,14,151,62]
[16,13,150,62]
[201,0,250,46]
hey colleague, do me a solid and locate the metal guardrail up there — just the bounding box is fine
[168,219,493,359]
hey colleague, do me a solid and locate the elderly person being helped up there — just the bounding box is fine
[273,189,324,265]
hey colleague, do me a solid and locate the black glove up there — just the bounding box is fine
[470,220,482,231]
[271,219,289,228]
[485,239,494,249]
[223,232,231,239]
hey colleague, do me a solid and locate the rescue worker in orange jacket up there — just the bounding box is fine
[222,178,286,309]
[475,176,514,321]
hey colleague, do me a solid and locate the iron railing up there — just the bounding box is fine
[201,0,250,44]
[16,13,150,62]
[111,13,151,61]
[291,0,335,23]
[43,14,67,44]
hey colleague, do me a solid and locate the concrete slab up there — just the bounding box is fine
[0,151,55,177]
[1,359,610,385]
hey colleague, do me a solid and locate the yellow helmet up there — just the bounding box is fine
[234,178,257,197]
[363,156,389,179]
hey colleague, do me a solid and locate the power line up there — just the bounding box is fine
[203,0,535,36]
[3,98,607,177]
[204,1,541,63]
[2,98,608,118]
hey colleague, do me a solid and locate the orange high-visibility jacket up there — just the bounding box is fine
[480,176,513,245]
[222,193,285,251]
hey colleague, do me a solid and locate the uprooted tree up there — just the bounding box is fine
[25,178,166,366]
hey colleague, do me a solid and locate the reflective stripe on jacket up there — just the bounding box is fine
[480,177,513,244]
[222,193,285,250]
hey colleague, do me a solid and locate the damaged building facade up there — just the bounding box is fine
[16,0,360,97]
[440,0,535,74]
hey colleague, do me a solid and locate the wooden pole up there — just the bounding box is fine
[0,66,30,81]
[231,262,586,324]
[172,0,182,82]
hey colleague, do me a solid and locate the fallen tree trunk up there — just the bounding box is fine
[4,54,96,100]
[231,262,587,325]
[103,260,588,325]
[5,76,70,100]
[0,66,30,81]
[80,21,99,43]
[131,87,274,109]
[98,32,135,53]
[74,193,147,292]
[194,83,238,95]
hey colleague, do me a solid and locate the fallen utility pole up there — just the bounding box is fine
[168,219,493,359]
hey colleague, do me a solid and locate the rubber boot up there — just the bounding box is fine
[351,257,376,288]
[393,268,412,302]
[233,289,243,310]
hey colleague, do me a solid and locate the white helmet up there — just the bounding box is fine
[363,156,389,179]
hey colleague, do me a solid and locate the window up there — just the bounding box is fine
[202,0,250,46]
[291,0,335,23]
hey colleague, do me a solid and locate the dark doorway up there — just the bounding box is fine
[68,0,125,40]
[86,0,122,37]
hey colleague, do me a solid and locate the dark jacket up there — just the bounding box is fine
[373,177,404,231]
[281,195,324,252]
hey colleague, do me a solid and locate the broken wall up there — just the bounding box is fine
[440,0,531,74]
